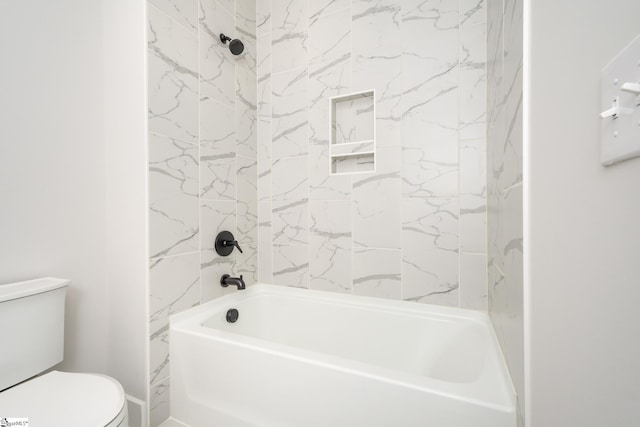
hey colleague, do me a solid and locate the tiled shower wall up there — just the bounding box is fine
[486,0,524,424]
[256,0,489,307]
[146,0,257,425]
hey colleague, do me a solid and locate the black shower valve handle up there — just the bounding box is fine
[223,239,243,254]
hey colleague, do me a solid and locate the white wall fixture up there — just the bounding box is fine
[330,90,376,174]
[600,34,640,165]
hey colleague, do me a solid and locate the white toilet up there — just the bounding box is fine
[0,277,128,426]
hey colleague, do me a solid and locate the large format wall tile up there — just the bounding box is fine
[402,197,459,306]
[199,0,236,106]
[149,0,198,33]
[149,252,200,390]
[254,0,490,316]
[236,66,258,159]
[308,7,351,111]
[257,0,271,36]
[352,0,402,148]
[150,378,170,427]
[353,248,401,299]
[460,138,487,253]
[272,244,309,288]
[148,5,199,144]
[271,0,308,73]
[486,0,523,419]
[271,68,308,158]
[310,200,351,293]
[200,96,236,200]
[149,133,199,258]
[352,147,402,249]
[459,22,487,140]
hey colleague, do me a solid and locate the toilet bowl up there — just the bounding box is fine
[0,278,129,427]
[0,371,128,427]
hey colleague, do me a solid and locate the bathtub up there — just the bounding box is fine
[170,284,516,427]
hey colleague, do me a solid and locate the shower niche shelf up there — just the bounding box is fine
[330,90,375,175]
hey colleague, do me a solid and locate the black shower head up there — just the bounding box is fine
[220,33,244,56]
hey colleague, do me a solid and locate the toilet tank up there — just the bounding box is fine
[0,277,70,391]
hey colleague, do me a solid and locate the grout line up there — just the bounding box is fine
[147,2,198,36]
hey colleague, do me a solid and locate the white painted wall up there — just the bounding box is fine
[103,0,148,402]
[0,0,108,374]
[527,1,640,425]
[0,0,148,406]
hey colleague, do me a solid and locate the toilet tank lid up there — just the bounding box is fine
[0,277,70,303]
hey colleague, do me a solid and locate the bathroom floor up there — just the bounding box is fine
[158,419,189,427]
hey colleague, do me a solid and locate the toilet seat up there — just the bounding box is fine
[0,371,127,427]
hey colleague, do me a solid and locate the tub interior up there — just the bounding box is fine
[201,293,488,384]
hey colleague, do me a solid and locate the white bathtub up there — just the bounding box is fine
[170,284,516,427]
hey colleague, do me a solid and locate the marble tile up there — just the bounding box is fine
[200,95,235,152]
[502,0,523,191]
[271,159,309,245]
[271,155,309,201]
[149,133,199,258]
[272,199,309,245]
[460,253,488,310]
[460,194,487,254]
[309,105,330,146]
[310,0,350,22]
[258,201,273,282]
[498,184,523,273]
[402,141,458,198]
[257,118,272,201]
[257,0,271,36]
[352,147,401,249]
[460,0,486,27]
[353,248,401,300]
[403,248,459,306]
[150,378,170,427]
[401,0,458,150]
[199,0,236,105]
[334,94,374,144]
[488,261,507,343]
[271,67,308,158]
[460,138,486,197]
[257,33,272,118]
[149,253,200,389]
[309,142,351,200]
[200,199,236,251]
[200,97,235,200]
[310,200,351,293]
[200,147,236,200]
[352,0,402,147]
[148,4,199,144]
[402,197,459,306]
[237,155,258,244]
[459,22,487,140]
[272,244,310,288]
[236,0,257,39]
[308,8,351,110]
[460,138,487,253]
[217,0,235,15]
[271,0,308,73]
[402,197,458,252]
[486,0,504,132]
[149,0,198,33]
[236,67,258,159]
[236,241,258,285]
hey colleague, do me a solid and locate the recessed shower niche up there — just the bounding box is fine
[330,90,375,174]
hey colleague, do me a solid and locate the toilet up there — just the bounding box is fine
[0,277,128,426]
